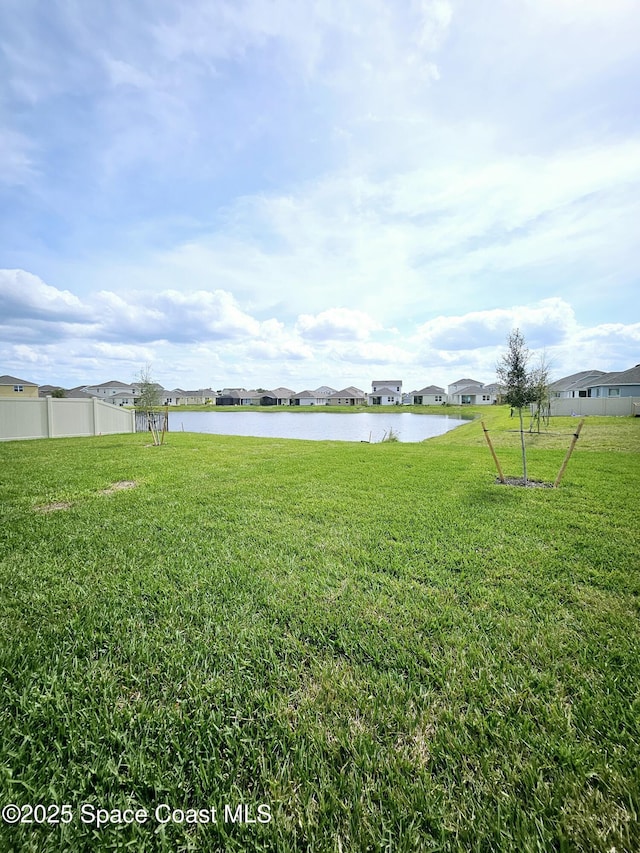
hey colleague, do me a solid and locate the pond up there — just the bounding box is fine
[168,411,471,443]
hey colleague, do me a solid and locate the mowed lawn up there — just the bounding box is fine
[0,408,638,852]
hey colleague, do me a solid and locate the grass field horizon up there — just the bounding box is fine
[1,407,638,851]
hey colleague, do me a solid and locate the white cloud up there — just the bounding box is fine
[416,299,578,350]
[296,308,381,341]
[0,269,89,321]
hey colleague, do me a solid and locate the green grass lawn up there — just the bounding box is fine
[1,409,638,852]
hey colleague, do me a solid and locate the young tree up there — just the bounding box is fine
[136,364,161,410]
[529,352,552,434]
[136,364,163,445]
[496,328,536,483]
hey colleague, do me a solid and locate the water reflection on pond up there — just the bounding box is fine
[168,411,471,443]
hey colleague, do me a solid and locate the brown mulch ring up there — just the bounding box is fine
[99,480,137,495]
[496,477,554,488]
[34,501,73,513]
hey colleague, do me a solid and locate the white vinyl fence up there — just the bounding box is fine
[547,396,640,417]
[0,397,136,441]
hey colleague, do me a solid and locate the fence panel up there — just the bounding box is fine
[548,396,640,416]
[135,409,169,434]
[0,398,135,441]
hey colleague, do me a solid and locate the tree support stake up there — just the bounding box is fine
[482,420,505,483]
[554,419,585,488]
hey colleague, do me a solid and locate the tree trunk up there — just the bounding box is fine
[518,407,528,484]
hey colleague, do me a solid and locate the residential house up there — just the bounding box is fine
[447,378,496,405]
[259,392,278,406]
[327,387,366,406]
[292,390,329,406]
[167,389,216,406]
[409,385,446,405]
[38,384,65,397]
[0,374,39,398]
[368,380,403,406]
[585,364,640,398]
[482,383,502,404]
[84,380,135,400]
[216,389,244,406]
[270,387,296,406]
[238,390,262,405]
[65,386,93,399]
[549,370,606,398]
[110,391,141,406]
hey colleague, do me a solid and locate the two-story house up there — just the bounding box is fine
[368,380,403,406]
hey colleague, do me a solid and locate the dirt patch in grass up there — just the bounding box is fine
[100,480,137,495]
[496,477,554,488]
[34,501,73,513]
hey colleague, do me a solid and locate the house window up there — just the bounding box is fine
[482,395,490,401]
[13,385,24,392]
[435,395,442,402]
[608,388,620,397]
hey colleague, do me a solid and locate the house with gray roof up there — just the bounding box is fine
[167,389,216,405]
[585,364,640,398]
[327,387,366,406]
[448,378,497,405]
[83,380,134,399]
[549,370,606,398]
[270,387,296,405]
[409,385,446,405]
[292,390,328,406]
[368,380,403,405]
[0,375,39,398]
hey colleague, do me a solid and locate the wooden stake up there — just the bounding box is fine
[554,419,585,488]
[482,420,505,483]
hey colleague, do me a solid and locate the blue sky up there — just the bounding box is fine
[1,0,639,392]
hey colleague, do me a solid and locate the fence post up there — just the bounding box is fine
[46,395,54,438]
[92,397,99,436]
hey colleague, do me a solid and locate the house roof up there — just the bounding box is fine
[450,378,482,387]
[549,370,605,392]
[328,387,365,399]
[292,390,316,399]
[454,384,486,396]
[413,385,445,395]
[313,386,337,394]
[372,379,402,386]
[270,387,295,397]
[86,379,131,389]
[0,374,38,386]
[369,387,401,396]
[65,386,93,399]
[587,364,640,387]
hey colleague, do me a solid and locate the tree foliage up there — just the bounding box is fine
[135,365,164,446]
[529,352,552,433]
[496,329,537,483]
[136,364,161,411]
[496,329,536,409]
